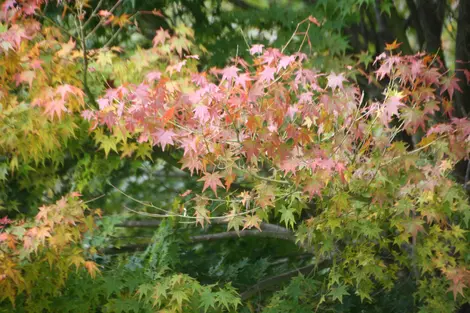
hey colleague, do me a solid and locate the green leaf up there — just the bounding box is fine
[199,287,217,313]
[279,206,296,229]
[328,284,349,303]
[215,284,241,311]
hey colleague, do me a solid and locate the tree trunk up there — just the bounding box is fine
[455,0,470,117]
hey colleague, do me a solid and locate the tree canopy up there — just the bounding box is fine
[1,0,470,312]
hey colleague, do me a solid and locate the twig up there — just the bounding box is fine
[77,3,98,108]
[103,26,123,48]
[115,219,292,233]
[465,160,470,191]
[83,0,105,29]
[83,194,106,204]
[381,134,448,166]
[85,0,124,40]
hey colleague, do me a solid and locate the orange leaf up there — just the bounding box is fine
[85,261,100,278]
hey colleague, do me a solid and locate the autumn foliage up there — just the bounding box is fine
[1,0,470,312]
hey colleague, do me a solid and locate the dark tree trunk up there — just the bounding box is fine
[416,0,446,54]
[455,0,470,117]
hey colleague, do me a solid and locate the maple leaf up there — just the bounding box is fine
[194,204,210,227]
[35,226,51,244]
[221,66,239,82]
[328,284,350,303]
[402,107,426,132]
[44,99,67,119]
[249,44,264,55]
[162,107,176,124]
[170,36,191,57]
[242,215,262,231]
[327,72,346,90]
[110,14,131,27]
[180,136,198,156]
[440,75,462,100]
[277,55,296,72]
[280,158,299,176]
[198,172,225,196]
[146,71,161,82]
[173,60,187,72]
[98,10,112,17]
[235,73,252,89]
[427,123,453,135]
[2,0,15,11]
[259,66,276,83]
[443,267,469,300]
[193,105,210,123]
[85,261,100,278]
[279,206,296,229]
[15,71,35,88]
[303,179,324,199]
[56,84,85,104]
[180,155,203,175]
[308,15,321,26]
[385,40,402,51]
[97,135,118,157]
[381,95,405,123]
[239,191,252,208]
[0,216,12,225]
[56,38,76,58]
[242,140,261,163]
[152,129,177,151]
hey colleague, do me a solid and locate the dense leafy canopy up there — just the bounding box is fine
[1,0,470,312]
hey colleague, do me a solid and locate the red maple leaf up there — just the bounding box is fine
[242,139,261,163]
[198,172,225,195]
[440,75,462,100]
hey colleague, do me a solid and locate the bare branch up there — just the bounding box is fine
[115,219,292,234]
[101,228,297,255]
[191,230,295,242]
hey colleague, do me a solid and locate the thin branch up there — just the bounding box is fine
[83,0,106,29]
[85,0,124,40]
[103,26,123,48]
[115,219,292,234]
[77,3,98,108]
[104,12,141,48]
[465,160,470,191]
[381,134,449,166]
